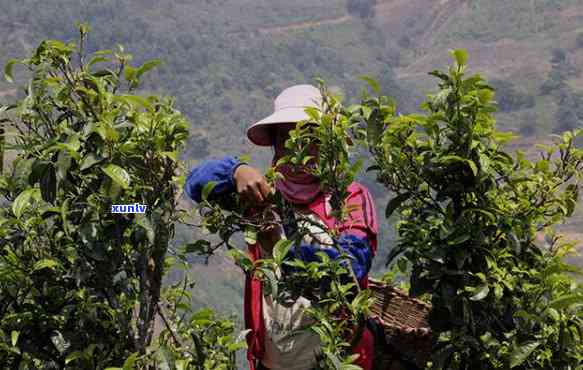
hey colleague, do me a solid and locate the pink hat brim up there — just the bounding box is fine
[246,107,311,146]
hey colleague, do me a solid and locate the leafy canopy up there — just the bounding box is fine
[0,24,245,370]
[362,49,583,369]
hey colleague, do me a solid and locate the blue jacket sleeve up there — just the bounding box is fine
[284,233,373,281]
[184,156,244,203]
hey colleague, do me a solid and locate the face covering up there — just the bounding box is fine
[272,146,321,205]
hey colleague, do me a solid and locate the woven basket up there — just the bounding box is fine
[368,279,433,369]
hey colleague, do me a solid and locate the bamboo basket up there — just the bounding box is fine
[368,279,433,369]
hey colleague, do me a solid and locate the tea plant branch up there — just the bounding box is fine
[156,302,183,348]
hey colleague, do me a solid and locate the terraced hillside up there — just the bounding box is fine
[1,1,582,347]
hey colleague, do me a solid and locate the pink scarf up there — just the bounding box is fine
[273,159,321,205]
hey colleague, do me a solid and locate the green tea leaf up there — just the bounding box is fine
[359,75,380,94]
[175,359,189,370]
[102,164,130,189]
[466,160,478,176]
[510,341,541,368]
[11,331,19,347]
[4,59,18,83]
[201,181,216,201]
[88,56,110,66]
[226,249,253,272]
[113,95,153,111]
[122,352,138,370]
[385,192,410,218]
[349,159,364,176]
[273,239,293,264]
[448,234,470,245]
[33,259,60,271]
[340,365,364,370]
[80,153,104,171]
[493,130,517,144]
[136,59,161,79]
[451,49,468,67]
[65,351,82,365]
[244,227,257,245]
[136,214,155,244]
[12,188,40,218]
[50,330,68,354]
[184,240,211,254]
[469,284,489,301]
[263,268,278,298]
[549,294,583,310]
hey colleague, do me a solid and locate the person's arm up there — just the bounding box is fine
[284,233,373,281]
[184,156,274,206]
[184,156,245,203]
[283,184,378,282]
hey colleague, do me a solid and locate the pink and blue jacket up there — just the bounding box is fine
[185,156,378,370]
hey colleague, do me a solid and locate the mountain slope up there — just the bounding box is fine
[1,2,582,351]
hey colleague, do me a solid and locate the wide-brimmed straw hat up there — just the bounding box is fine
[247,84,322,146]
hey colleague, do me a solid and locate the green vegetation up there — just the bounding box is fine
[0,26,244,369]
[489,80,535,113]
[365,50,583,368]
[0,1,413,333]
[439,0,581,43]
[1,1,583,368]
[539,48,583,133]
[347,0,376,18]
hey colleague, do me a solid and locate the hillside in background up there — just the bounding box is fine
[1,0,583,352]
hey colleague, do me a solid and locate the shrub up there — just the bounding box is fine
[490,79,535,112]
[0,25,244,369]
[347,0,376,18]
[361,50,583,369]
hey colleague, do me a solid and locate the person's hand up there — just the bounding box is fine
[233,164,273,205]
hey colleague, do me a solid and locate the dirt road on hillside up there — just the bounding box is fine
[258,15,351,35]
